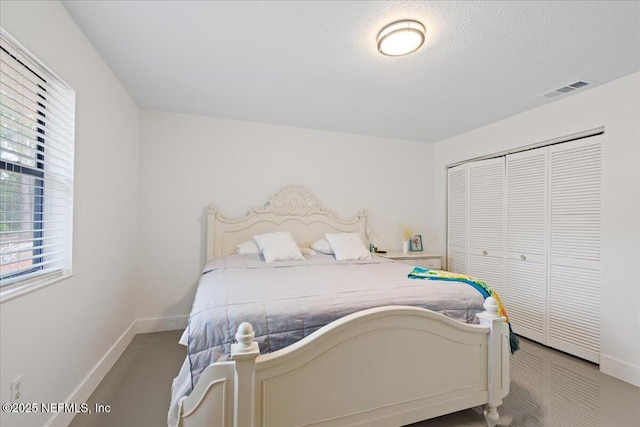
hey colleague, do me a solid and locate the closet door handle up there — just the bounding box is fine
[521,254,526,261]
[482,250,488,256]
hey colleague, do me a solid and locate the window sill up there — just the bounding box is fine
[0,271,74,304]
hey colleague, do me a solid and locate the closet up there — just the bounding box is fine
[447,134,602,363]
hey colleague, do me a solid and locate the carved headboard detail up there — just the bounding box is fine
[257,185,329,216]
[206,186,367,260]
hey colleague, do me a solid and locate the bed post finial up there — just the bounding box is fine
[235,322,256,350]
[483,297,500,318]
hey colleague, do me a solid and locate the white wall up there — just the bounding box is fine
[136,110,433,319]
[431,72,640,386]
[0,2,141,426]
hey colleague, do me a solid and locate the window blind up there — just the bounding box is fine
[0,28,75,289]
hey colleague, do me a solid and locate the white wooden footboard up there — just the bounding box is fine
[177,298,510,427]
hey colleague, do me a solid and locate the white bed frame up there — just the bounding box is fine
[206,185,367,259]
[178,185,510,427]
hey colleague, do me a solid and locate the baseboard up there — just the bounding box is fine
[136,315,188,333]
[47,320,137,427]
[600,355,640,387]
[46,315,187,427]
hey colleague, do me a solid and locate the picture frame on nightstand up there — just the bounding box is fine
[409,235,423,252]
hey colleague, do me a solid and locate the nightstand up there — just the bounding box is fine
[377,251,443,270]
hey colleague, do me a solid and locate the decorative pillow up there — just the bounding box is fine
[253,231,305,263]
[311,238,334,254]
[325,233,372,261]
[235,240,261,255]
[300,247,317,257]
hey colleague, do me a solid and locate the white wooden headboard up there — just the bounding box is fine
[206,185,367,260]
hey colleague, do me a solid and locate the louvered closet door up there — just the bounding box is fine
[447,164,467,273]
[506,147,548,343]
[548,137,602,363]
[467,158,506,296]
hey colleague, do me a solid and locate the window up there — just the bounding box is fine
[0,28,75,295]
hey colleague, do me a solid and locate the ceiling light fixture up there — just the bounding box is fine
[377,20,426,56]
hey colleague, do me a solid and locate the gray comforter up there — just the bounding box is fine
[183,253,486,388]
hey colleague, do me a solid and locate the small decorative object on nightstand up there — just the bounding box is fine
[409,235,423,252]
[400,225,414,255]
[377,251,443,270]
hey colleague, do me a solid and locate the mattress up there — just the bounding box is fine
[168,253,486,426]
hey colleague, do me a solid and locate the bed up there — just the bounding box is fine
[169,185,510,427]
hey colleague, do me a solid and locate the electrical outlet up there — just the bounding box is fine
[11,375,23,403]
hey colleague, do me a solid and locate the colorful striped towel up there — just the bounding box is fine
[408,267,519,354]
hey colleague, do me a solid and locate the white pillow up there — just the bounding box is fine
[253,231,305,263]
[311,238,334,254]
[325,233,372,261]
[235,240,261,255]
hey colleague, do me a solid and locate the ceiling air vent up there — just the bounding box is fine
[542,80,594,98]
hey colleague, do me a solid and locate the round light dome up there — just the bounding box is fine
[377,20,426,56]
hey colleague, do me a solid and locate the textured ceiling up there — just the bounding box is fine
[61,0,640,143]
